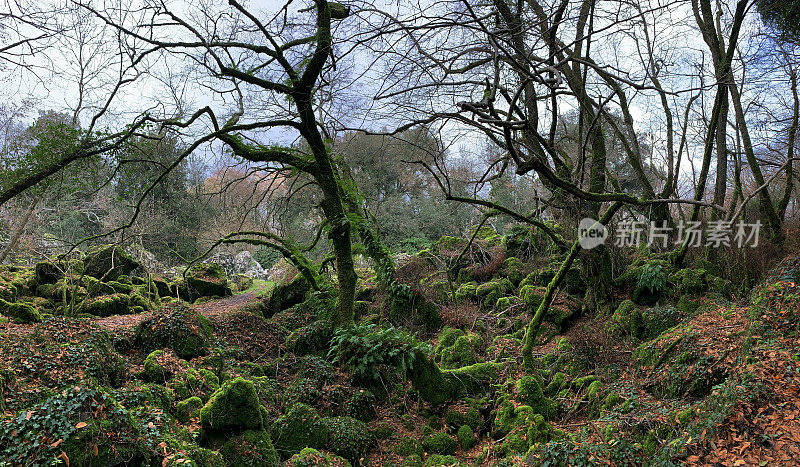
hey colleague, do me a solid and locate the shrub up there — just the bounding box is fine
[0,386,147,466]
[328,323,431,385]
[342,389,376,422]
[633,263,668,305]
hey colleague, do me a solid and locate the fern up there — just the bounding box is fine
[328,324,431,384]
[637,263,667,294]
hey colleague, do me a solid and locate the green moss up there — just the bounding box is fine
[287,320,333,356]
[176,396,204,423]
[515,375,557,420]
[342,389,376,422]
[143,350,171,382]
[456,425,474,450]
[321,416,374,462]
[585,380,603,400]
[544,372,566,397]
[605,300,642,338]
[600,392,623,413]
[454,282,478,302]
[186,263,232,299]
[0,300,41,324]
[270,403,328,458]
[670,268,707,296]
[422,432,457,455]
[393,437,423,457]
[83,244,140,281]
[677,295,702,314]
[423,454,466,466]
[199,377,263,431]
[286,448,352,467]
[436,329,482,369]
[476,278,513,309]
[135,302,212,358]
[499,257,526,286]
[284,377,321,407]
[219,429,279,467]
[80,293,130,317]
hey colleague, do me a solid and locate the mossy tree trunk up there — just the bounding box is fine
[522,202,623,369]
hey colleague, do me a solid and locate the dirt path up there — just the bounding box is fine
[93,288,266,331]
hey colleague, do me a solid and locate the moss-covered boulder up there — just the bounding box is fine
[134,302,212,358]
[321,416,374,463]
[186,263,232,299]
[422,432,458,455]
[389,286,442,332]
[476,277,513,309]
[266,274,310,317]
[515,375,557,420]
[271,403,329,458]
[434,327,482,369]
[454,281,478,302]
[176,396,204,423]
[410,352,503,406]
[200,377,263,431]
[219,429,280,467]
[143,350,173,381]
[605,299,642,338]
[80,293,131,317]
[0,299,41,324]
[499,257,527,286]
[83,244,140,281]
[342,389,376,422]
[457,425,475,450]
[671,268,707,296]
[286,448,351,467]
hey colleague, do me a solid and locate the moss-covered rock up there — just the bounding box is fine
[175,396,204,423]
[143,350,172,381]
[342,389,376,422]
[393,437,423,457]
[0,386,149,466]
[456,425,475,450]
[80,293,131,317]
[266,274,310,317]
[134,302,212,358]
[499,257,527,286]
[454,282,478,303]
[0,299,41,324]
[605,299,642,338]
[435,327,482,369]
[187,263,232,299]
[83,244,140,281]
[515,375,557,420]
[270,403,329,458]
[321,416,374,463]
[287,320,333,356]
[671,268,707,296]
[286,448,351,467]
[422,432,457,455]
[200,377,263,432]
[476,277,513,309]
[219,429,279,467]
